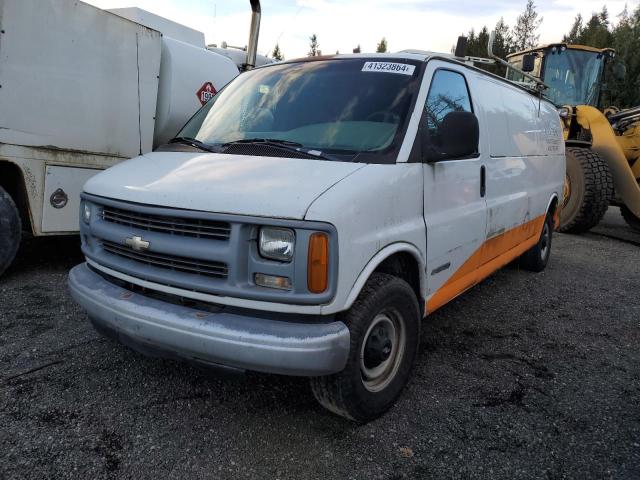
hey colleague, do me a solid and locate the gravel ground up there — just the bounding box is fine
[1,207,639,480]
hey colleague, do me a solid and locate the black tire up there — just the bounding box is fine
[621,205,640,232]
[519,213,553,272]
[310,273,420,423]
[559,147,613,233]
[0,185,21,277]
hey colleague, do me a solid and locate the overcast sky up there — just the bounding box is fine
[85,0,638,58]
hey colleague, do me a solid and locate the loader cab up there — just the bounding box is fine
[506,45,615,108]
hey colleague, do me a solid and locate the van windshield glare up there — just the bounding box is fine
[177,58,423,161]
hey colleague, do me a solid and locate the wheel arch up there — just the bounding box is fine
[546,192,560,229]
[342,243,426,315]
[0,160,32,234]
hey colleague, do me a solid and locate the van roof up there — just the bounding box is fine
[282,51,443,64]
[274,51,551,104]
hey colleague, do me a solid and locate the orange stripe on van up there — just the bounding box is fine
[426,214,546,314]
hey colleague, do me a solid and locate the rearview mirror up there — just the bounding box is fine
[422,111,479,162]
[522,53,536,72]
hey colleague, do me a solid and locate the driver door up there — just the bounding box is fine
[421,63,488,313]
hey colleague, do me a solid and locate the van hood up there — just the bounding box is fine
[83,151,366,219]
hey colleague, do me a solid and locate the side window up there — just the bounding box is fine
[424,69,472,137]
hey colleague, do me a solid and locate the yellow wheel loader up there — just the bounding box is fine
[504,44,640,233]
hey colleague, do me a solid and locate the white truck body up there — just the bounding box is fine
[0,0,239,237]
[69,52,565,420]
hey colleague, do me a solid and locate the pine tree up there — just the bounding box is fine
[559,4,640,108]
[308,34,319,57]
[578,8,613,48]
[492,16,514,76]
[271,43,284,61]
[376,37,388,53]
[512,0,543,51]
[476,27,490,57]
[563,14,583,43]
[608,4,640,107]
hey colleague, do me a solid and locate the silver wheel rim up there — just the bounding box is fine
[540,221,550,260]
[359,309,406,393]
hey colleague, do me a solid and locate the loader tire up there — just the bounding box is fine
[0,186,21,277]
[559,147,613,233]
[621,205,640,232]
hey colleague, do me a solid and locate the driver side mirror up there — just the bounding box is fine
[522,53,536,73]
[422,111,479,162]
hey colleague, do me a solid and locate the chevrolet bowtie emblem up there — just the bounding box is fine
[125,235,150,252]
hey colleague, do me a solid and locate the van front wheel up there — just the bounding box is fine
[0,186,21,277]
[310,273,420,423]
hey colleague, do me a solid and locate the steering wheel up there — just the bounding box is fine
[366,111,400,124]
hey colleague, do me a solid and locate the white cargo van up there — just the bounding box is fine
[69,52,565,421]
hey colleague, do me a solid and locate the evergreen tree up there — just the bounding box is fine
[461,18,514,76]
[271,43,284,61]
[563,14,583,43]
[512,0,543,51]
[308,34,319,57]
[559,4,640,108]
[376,37,388,53]
[608,4,640,107]
[492,17,514,75]
[577,8,613,48]
[476,27,491,57]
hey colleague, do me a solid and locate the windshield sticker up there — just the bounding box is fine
[362,62,415,76]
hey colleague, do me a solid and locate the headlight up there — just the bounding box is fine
[82,203,91,224]
[259,227,295,262]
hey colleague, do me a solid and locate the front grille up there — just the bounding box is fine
[102,240,228,279]
[102,206,231,241]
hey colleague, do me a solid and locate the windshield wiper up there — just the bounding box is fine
[223,138,304,148]
[222,138,342,161]
[169,137,219,153]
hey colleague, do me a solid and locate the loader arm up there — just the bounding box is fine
[575,106,640,218]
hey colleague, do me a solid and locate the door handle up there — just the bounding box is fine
[480,165,486,198]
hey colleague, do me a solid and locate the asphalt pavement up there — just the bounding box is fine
[1,207,639,479]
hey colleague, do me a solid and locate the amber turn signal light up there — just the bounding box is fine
[307,233,329,293]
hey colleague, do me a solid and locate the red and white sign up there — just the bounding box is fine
[196,82,217,105]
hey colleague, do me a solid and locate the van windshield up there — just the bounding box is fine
[176,58,423,162]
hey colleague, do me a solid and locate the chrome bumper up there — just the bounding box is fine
[68,263,350,376]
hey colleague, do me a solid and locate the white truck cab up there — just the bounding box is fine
[69,52,565,421]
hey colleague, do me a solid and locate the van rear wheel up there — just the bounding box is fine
[310,273,420,423]
[519,213,553,272]
[0,186,21,277]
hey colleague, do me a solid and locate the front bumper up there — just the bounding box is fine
[68,263,350,376]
